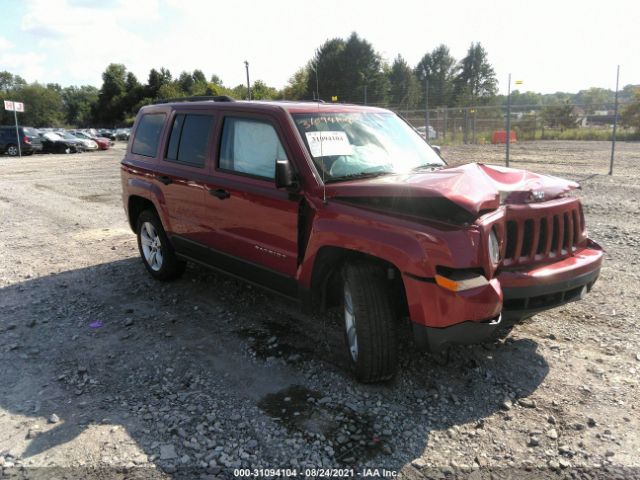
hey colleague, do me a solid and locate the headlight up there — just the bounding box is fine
[488,228,500,265]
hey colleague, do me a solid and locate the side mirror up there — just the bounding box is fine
[431,145,442,157]
[275,159,297,190]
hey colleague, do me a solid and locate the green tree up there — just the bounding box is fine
[157,82,184,100]
[620,84,640,104]
[282,67,308,100]
[388,55,420,109]
[177,71,194,94]
[192,70,207,85]
[306,33,388,104]
[10,83,65,127]
[146,67,172,99]
[415,44,457,107]
[93,63,128,126]
[452,42,497,106]
[621,87,640,133]
[61,85,99,126]
[575,87,613,113]
[542,100,576,131]
[505,90,543,107]
[250,80,278,100]
[122,72,144,118]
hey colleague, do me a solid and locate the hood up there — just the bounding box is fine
[327,163,579,217]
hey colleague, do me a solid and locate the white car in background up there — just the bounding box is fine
[416,125,437,140]
[58,131,98,150]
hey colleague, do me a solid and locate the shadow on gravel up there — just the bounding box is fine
[0,258,549,479]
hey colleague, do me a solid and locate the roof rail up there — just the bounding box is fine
[154,95,235,104]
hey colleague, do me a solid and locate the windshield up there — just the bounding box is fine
[293,112,445,182]
[44,132,62,141]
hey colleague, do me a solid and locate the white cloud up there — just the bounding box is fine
[0,51,47,81]
[17,0,158,85]
[5,0,640,93]
[0,36,15,50]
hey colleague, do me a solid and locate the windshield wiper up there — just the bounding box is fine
[410,163,444,172]
[325,170,393,183]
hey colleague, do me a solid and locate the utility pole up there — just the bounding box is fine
[424,75,429,140]
[244,61,251,100]
[609,65,620,176]
[363,85,368,106]
[506,73,511,167]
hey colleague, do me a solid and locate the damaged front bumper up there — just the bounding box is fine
[499,241,603,320]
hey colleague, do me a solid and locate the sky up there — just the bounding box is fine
[0,0,637,95]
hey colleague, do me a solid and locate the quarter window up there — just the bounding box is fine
[131,113,166,157]
[219,117,287,179]
[165,114,214,168]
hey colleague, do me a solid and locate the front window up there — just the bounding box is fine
[219,117,287,180]
[293,112,444,182]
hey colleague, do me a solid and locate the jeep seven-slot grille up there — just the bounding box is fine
[502,202,584,267]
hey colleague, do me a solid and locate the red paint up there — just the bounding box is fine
[121,100,602,334]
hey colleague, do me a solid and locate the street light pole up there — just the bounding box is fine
[13,109,21,157]
[244,61,251,100]
[609,65,620,176]
[506,73,511,167]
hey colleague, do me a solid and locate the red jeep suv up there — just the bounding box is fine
[121,97,603,382]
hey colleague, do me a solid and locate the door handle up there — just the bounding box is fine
[156,175,172,185]
[209,188,230,200]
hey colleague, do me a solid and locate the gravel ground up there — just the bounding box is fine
[0,140,638,480]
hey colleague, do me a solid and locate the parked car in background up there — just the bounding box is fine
[39,132,83,154]
[58,131,98,151]
[115,128,131,141]
[71,130,111,150]
[416,125,437,140]
[98,129,116,141]
[0,126,43,156]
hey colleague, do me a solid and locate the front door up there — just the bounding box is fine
[201,114,299,288]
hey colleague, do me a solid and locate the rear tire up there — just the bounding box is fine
[136,210,186,281]
[6,144,18,156]
[342,262,398,383]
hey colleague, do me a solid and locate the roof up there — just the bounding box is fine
[142,99,390,115]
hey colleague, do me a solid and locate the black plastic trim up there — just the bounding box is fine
[172,235,298,299]
[413,314,502,352]
[403,272,436,283]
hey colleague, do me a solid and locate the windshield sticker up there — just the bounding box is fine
[305,131,353,157]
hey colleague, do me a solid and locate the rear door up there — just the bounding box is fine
[149,111,216,240]
[200,112,299,286]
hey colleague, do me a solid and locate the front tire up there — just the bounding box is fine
[342,262,398,383]
[136,210,186,281]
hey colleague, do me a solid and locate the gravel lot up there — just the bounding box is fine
[0,141,638,479]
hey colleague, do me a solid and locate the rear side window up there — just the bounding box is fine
[219,117,287,179]
[131,113,166,157]
[165,114,214,168]
[22,128,39,137]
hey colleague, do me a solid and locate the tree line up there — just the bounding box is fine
[1,32,639,131]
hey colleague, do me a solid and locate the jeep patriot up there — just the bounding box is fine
[121,97,603,382]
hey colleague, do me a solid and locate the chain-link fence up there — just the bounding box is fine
[388,102,635,145]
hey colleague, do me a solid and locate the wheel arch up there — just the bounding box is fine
[308,246,408,317]
[128,195,158,231]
